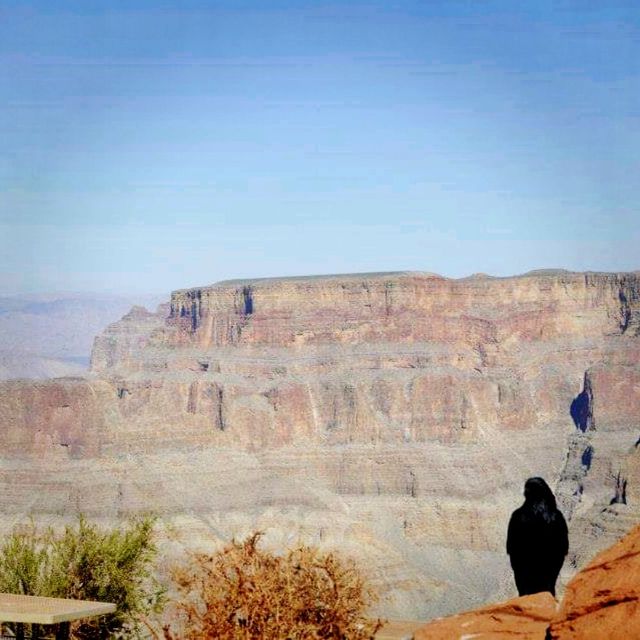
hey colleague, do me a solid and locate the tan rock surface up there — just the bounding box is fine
[413,592,557,639]
[0,270,639,619]
[374,619,426,639]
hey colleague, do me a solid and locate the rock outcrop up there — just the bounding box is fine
[413,522,640,639]
[548,523,640,639]
[413,592,557,639]
[0,270,639,619]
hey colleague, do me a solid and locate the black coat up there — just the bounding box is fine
[507,477,568,596]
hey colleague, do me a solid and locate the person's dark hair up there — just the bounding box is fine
[524,477,557,520]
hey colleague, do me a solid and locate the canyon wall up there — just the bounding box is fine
[1,270,639,619]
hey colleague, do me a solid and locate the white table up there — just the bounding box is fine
[0,593,116,639]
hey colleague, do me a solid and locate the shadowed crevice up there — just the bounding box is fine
[581,446,594,470]
[242,286,254,315]
[571,373,594,433]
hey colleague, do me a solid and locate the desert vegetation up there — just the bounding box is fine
[0,522,381,640]
[0,516,163,639]
[157,531,383,639]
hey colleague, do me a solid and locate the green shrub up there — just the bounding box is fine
[0,519,52,598]
[0,515,163,639]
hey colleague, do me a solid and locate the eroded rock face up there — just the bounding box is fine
[413,522,640,639]
[0,270,639,619]
[164,271,640,349]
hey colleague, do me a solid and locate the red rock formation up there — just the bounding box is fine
[549,523,640,639]
[413,523,640,639]
[413,592,557,639]
[161,271,640,351]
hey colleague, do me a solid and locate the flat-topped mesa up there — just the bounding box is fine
[166,270,640,349]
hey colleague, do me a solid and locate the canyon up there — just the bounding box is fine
[0,270,638,620]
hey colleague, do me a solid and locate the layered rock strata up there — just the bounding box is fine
[1,270,639,619]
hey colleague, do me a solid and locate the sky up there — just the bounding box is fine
[1,0,638,295]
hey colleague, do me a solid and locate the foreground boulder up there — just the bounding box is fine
[414,523,640,639]
[548,523,640,639]
[413,592,557,639]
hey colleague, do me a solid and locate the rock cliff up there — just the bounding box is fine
[1,270,639,619]
[548,522,640,639]
[414,521,640,639]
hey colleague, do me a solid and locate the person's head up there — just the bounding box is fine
[524,477,555,506]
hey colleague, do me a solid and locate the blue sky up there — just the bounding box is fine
[1,1,638,294]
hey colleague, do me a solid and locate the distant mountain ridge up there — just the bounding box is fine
[0,293,166,380]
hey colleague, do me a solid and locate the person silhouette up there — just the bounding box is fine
[507,477,568,597]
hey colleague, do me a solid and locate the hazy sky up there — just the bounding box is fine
[1,0,638,295]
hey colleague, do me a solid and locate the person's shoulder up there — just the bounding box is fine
[508,505,528,524]
[551,508,568,527]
